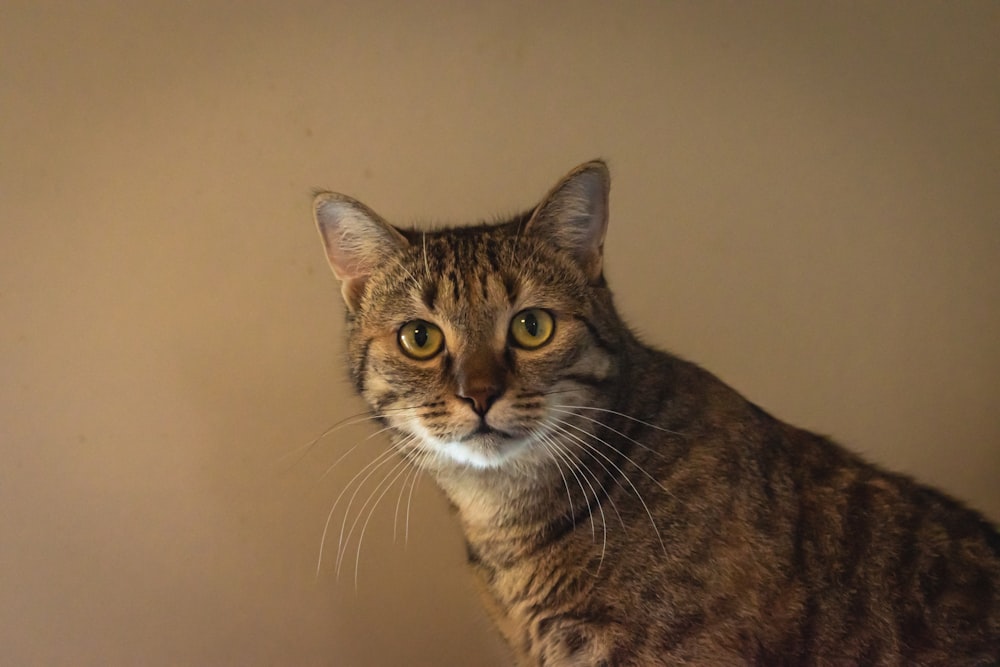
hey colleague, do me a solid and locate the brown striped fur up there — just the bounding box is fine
[314,161,1000,665]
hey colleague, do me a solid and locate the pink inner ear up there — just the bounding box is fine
[326,245,369,310]
[322,229,372,311]
[322,238,367,284]
[526,161,610,283]
[313,192,409,311]
[339,279,367,312]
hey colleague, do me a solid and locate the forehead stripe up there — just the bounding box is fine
[422,281,437,310]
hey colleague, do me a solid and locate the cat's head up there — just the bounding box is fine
[314,161,621,471]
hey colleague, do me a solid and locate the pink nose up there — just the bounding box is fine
[455,348,507,417]
[456,381,502,416]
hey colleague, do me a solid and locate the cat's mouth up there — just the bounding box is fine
[463,423,516,450]
[471,421,508,437]
[425,424,529,468]
[409,418,532,468]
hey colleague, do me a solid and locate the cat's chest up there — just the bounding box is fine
[473,560,610,666]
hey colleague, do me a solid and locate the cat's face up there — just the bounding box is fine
[315,161,614,470]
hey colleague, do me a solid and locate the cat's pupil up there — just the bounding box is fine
[523,313,539,337]
[414,324,429,347]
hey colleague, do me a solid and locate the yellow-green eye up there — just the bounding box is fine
[398,320,444,360]
[509,309,555,350]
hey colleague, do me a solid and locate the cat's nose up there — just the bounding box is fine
[455,349,506,417]
[457,382,502,417]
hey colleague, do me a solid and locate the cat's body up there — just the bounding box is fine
[314,161,1000,665]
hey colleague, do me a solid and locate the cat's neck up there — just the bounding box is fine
[428,459,583,566]
[430,454,570,530]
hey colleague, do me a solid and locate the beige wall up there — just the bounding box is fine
[2,3,997,665]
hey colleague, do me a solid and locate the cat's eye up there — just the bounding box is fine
[398,320,445,360]
[509,309,555,350]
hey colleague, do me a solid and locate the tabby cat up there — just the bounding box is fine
[313,161,1000,665]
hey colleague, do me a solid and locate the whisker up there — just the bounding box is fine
[537,427,609,574]
[512,214,525,256]
[422,232,431,278]
[392,459,420,544]
[543,421,626,535]
[542,424,607,540]
[315,440,402,578]
[550,416,674,500]
[548,419,667,557]
[533,429,577,530]
[390,252,421,290]
[275,411,377,468]
[279,405,426,468]
[344,453,415,588]
[540,388,588,399]
[549,407,672,462]
[551,404,686,437]
[334,438,416,570]
[391,445,434,544]
[404,449,437,544]
[312,423,397,490]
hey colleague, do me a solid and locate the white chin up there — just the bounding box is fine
[428,435,530,469]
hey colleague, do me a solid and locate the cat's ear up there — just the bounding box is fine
[525,160,610,283]
[313,192,409,311]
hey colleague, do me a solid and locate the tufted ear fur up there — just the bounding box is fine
[524,160,610,284]
[313,192,409,311]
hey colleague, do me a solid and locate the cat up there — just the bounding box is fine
[312,160,1000,665]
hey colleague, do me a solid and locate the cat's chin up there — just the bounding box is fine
[419,429,534,469]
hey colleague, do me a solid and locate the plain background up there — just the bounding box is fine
[2,2,998,665]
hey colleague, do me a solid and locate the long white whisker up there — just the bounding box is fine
[404,449,436,544]
[314,423,398,489]
[391,253,420,289]
[392,458,420,544]
[345,453,415,588]
[550,417,673,497]
[548,419,667,557]
[549,407,672,461]
[391,445,434,544]
[512,215,525,256]
[537,427,608,574]
[534,429,577,529]
[541,388,587,399]
[280,405,426,470]
[538,432,598,543]
[543,420,626,535]
[551,404,685,437]
[334,439,415,570]
[277,413,383,467]
[316,441,398,577]
[422,232,431,278]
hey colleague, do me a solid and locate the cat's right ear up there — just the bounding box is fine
[313,192,409,312]
[524,160,610,284]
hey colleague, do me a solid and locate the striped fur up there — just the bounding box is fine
[315,161,1000,665]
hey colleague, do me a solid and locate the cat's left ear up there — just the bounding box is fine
[525,160,610,284]
[313,192,409,311]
